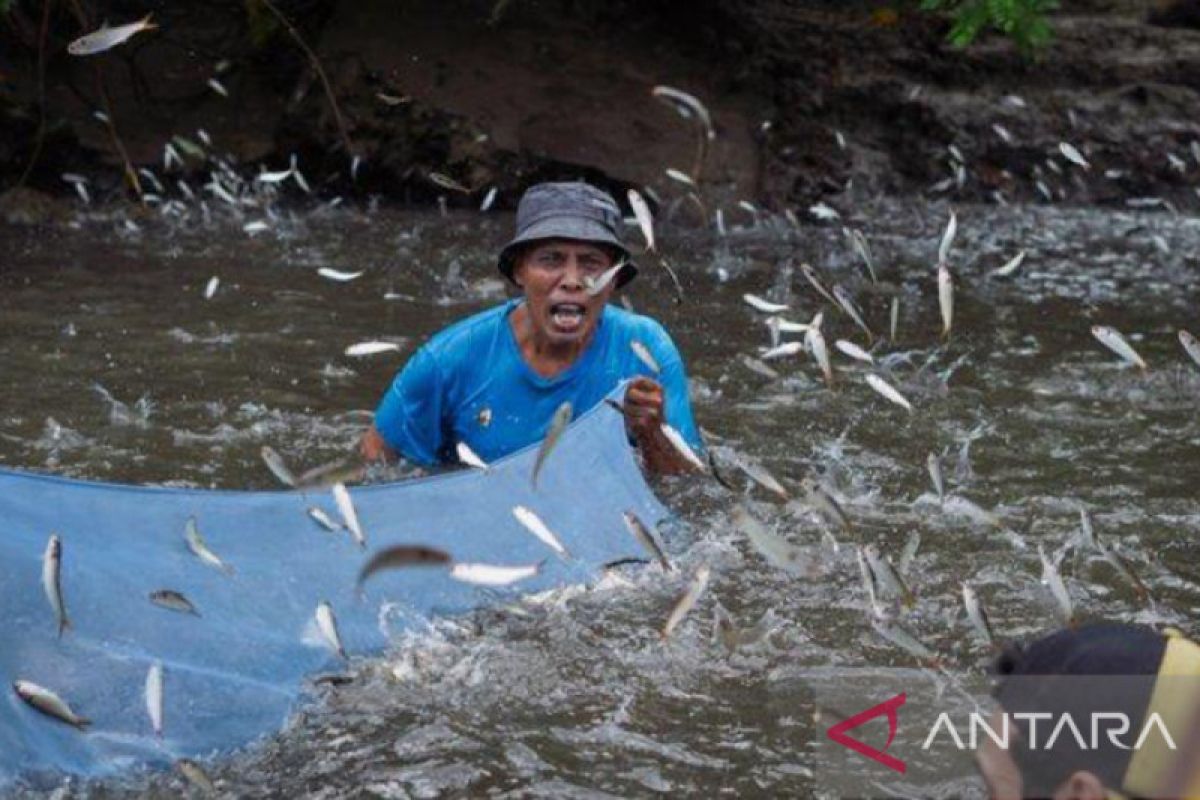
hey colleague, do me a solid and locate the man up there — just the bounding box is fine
[976,623,1200,799]
[360,181,702,474]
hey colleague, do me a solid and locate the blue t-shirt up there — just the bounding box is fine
[373,299,701,466]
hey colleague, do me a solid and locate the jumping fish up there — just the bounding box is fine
[740,355,780,380]
[584,260,627,296]
[1091,325,1148,371]
[627,189,656,251]
[260,445,297,488]
[857,547,886,620]
[12,680,90,728]
[42,534,70,637]
[1039,545,1074,625]
[806,317,834,387]
[296,459,365,489]
[317,268,364,282]
[203,276,219,300]
[898,531,921,574]
[662,564,711,639]
[177,759,216,794]
[872,619,938,665]
[650,86,715,140]
[1059,142,1090,170]
[532,401,572,488]
[622,510,672,571]
[631,340,661,373]
[427,172,470,194]
[149,589,200,616]
[456,441,489,471]
[345,341,401,357]
[889,297,900,342]
[732,505,816,576]
[356,545,452,587]
[863,545,916,608]
[146,662,164,737]
[734,456,789,501]
[450,561,542,587]
[831,285,874,342]
[713,604,740,654]
[665,168,696,187]
[927,452,945,504]
[332,483,366,548]
[307,506,341,532]
[512,506,572,560]
[799,477,851,532]
[991,250,1026,278]
[800,263,837,306]
[743,293,789,314]
[1080,510,1150,603]
[835,339,874,364]
[761,341,803,361]
[660,423,706,471]
[961,582,995,647]
[938,263,954,340]
[865,373,913,413]
[848,229,877,283]
[315,601,347,660]
[67,14,157,56]
[1179,329,1200,368]
[185,517,233,575]
[938,211,957,265]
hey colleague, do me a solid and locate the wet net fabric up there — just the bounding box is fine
[0,399,668,788]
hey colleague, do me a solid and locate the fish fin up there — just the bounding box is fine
[140,12,158,30]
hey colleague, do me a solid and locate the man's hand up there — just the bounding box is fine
[623,376,666,435]
[359,424,396,464]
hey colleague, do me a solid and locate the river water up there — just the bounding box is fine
[1,196,1197,798]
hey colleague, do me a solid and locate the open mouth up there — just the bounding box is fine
[549,302,587,333]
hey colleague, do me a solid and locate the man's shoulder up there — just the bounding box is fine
[422,301,513,361]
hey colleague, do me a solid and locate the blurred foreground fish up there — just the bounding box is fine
[149,589,200,616]
[863,545,915,608]
[938,264,954,340]
[67,14,157,55]
[660,423,706,471]
[42,534,69,637]
[927,452,945,504]
[203,276,219,299]
[260,445,297,488]
[146,662,164,737]
[512,506,572,560]
[345,341,401,357]
[315,601,346,660]
[185,517,234,575]
[835,339,874,364]
[631,340,660,373]
[1091,325,1147,371]
[937,210,957,265]
[650,86,715,140]
[627,189,656,251]
[832,285,873,342]
[732,505,817,576]
[623,510,672,571]
[357,545,451,587]
[450,561,541,587]
[1038,545,1074,625]
[12,680,90,729]
[990,250,1026,278]
[177,759,216,794]
[332,483,366,548]
[584,260,626,296]
[1179,329,1200,368]
[743,293,788,313]
[307,506,341,532]
[317,268,364,282]
[456,441,489,471]
[961,582,995,647]
[662,564,711,639]
[532,401,572,488]
[865,373,913,413]
[1059,141,1090,170]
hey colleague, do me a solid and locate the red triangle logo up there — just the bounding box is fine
[826,692,907,774]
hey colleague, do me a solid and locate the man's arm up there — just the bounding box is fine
[359,424,397,464]
[364,346,445,467]
[624,377,703,475]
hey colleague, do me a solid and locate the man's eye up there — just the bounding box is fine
[536,253,563,267]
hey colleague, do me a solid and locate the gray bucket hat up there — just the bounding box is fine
[497,182,638,288]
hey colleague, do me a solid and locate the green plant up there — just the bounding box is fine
[920,0,1059,55]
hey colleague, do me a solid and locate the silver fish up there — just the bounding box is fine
[849,229,877,283]
[13,680,90,729]
[856,547,885,619]
[185,517,233,575]
[149,589,200,616]
[1081,511,1149,602]
[927,452,945,504]
[889,297,900,342]
[740,355,779,379]
[865,373,913,413]
[665,168,696,187]
[480,186,498,212]
[961,582,995,647]
[806,319,834,387]
[427,172,470,193]
[295,459,365,490]
[146,661,164,737]
[631,340,661,373]
[627,189,656,252]
[622,510,672,571]
[938,211,957,265]
[743,293,789,314]
[799,477,852,531]
[872,620,938,665]
[898,531,921,574]
[831,285,873,342]
[800,263,837,306]
[662,564,711,639]
[317,268,364,282]
[456,441,489,471]
[332,483,366,548]
[307,506,341,532]
[203,276,219,299]
[651,86,715,140]
[1038,545,1074,625]
[660,423,706,471]
[761,341,803,361]
[450,561,541,587]
[732,505,816,576]
[345,341,401,357]
[712,604,740,654]
[532,401,572,488]
[315,601,347,660]
[67,14,157,56]
[584,261,627,296]
[834,339,874,364]
[42,534,70,637]
[733,456,788,501]
[1059,141,1090,170]
[512,505,572,559]
[938,263,954,340]
[863,545,916,608]
[177,759,216,794]
[260,445,297,488]
[991,250,1026,278]
[1091,325,1148,371]
[1179,329,1200,368]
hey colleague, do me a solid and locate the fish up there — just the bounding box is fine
[991,250,1026,278]
[307,506,341,532]
[185,517,234,575]
[662,564,711,639]
[898,531,921,574]
[255,164,293,184]
[809,202,840,221]
[332,483,366,548]
[660,423,706,471]
[427,172,470,193]
[806,320,834,386]
[798,476,851,531]
[834,339,874,364]
[774,318,811,334]
[857,547,886,620]
[177,759,216,793]
[938,263,954,340]
[203,276,219,300]
[356,545,452,587]
[831,285,874,342]
[344,341,401,357]
[315,601,346,660]
[863,545,916,608]
[733,457,789,501]
[67,14,157,55]
[1091,325,1148,371]
[622,510,672,571]
[631,340,661,373]
[295,459,365,490]
[961,582,995,647]
[42,534,70,637]
[627,189,656,251]
[713,604,740,654]
[1039,544,1074,625]
[450,561,542,587]
[13,680,90,728]
[207,78,228,98]
[865,373,913,413]
[480,186,498,212]
[761,341,803,361]
[1059,142,1090,169]
[512,505,572,560]
[872,620,938,665]
[740,355,779,380]
[992,123,1014,144]
[849,229,877,283]
[800,263,837,306]
[927,452,945,504]
[146,662,164,737]
[532,401,572,488]
[260,445,297,488]
[665,168,696,187]
[1080,511,1150,602]
[584,261,627,296]
[242,221,270,234]
[743,293,788,313]
[732,505,816,576]
[889,297,899,342]
[149,589,200,616]
[650,86,715,140]
[455,441,489,471]
[317,268,364,282]
[1179,330,1200,368]
[938,211,957,265]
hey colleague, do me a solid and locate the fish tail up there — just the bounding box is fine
[76,716,93,730]
[58,616,72,637]
[141,12,158,30]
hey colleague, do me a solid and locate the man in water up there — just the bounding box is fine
[360,181,701,474]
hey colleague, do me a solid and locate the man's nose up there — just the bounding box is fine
[558,257,587,289]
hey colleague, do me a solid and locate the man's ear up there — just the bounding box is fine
[1054,771,1106,800]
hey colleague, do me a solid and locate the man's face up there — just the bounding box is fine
[513,239,616,346]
